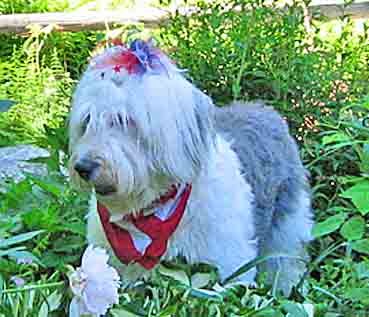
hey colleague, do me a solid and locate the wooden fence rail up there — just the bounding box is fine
[0,2,368,34]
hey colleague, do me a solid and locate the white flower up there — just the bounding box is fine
[68,245,120,317]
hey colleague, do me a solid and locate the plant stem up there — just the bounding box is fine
[1,281,65,294]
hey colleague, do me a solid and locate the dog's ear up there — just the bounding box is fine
[192,87,215,145]
[184,87,215,171]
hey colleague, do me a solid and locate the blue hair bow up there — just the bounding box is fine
[129,39,166,75]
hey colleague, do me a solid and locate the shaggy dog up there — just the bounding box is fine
[68,40,313,294]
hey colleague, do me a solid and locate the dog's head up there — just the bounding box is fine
[69,40,215,212]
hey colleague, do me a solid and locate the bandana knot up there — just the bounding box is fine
[97,184,192,269]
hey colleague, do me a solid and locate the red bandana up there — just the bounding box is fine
[97,184,192,269]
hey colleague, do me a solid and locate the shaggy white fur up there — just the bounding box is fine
[86,135,257,284]
[69,40,313,293]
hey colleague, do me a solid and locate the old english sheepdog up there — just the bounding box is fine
[68,39,313,294]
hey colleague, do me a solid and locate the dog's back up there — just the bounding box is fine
[215,101,313,293]
[215,101,307,208]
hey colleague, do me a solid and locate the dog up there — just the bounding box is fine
[68,40,313,294]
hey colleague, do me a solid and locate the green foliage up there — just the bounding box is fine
[0,174,88,315]
[312,213,347,238]
[341,180,369,214]
[0,27,102,147]
[0,0,68,14]
[340,216,365,241]
[0,0,137,16]
[159,0,369,132]
[0,37,73,145]
[304,98,369,311]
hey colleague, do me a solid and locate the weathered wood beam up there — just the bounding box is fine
[310,2,369,19]
[0,2,368,34]
[0,7,171,34]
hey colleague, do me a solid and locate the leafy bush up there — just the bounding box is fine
[159,0,369,133]
[0,0,68,14]
[0,174,88,315]
[0,53,70,145]
[0,27,101,147]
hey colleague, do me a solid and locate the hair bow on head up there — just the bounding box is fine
[129,39,165,74]
[93,39,169,76]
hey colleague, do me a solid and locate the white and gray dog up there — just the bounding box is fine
[69,40,313,294]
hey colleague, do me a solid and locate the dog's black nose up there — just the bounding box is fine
[74,159,100,181]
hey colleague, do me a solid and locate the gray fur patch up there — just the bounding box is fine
[215,101,314,293]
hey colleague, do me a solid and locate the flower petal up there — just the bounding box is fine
[72,245,120,316]
[81,246,110,276]
[69,268,88,297]
[83,273,119,315]
[70,296,97,317]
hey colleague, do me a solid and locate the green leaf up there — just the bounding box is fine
[340,216,365,241]
[351,239,369,254]
[0,230,44,249]
[341,181,369,215]
[253,308,284,317]
[322,132,350,145]
[359,144,369,172]
[158,265,190,285]
[312,213,347,238]
[157,305,178,317]
[344,287,369,304]
[281,301,309,317]
[62,222,85,235]
[302,304,315,317]
[188,288,222,300]
[0,274,3,292]
[38,301,49,317]
[190,272,211,288]
[0,246,26,257]
[354,262,369,279]
[39,290,63,313]
[224,254,304,284]
[110,308,142,317]
[8,250,44,266]
[29,177,63,197]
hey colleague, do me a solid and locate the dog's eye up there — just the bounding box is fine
[81,114,91,133]
[127,117,136,128]
[117,114,124,126]
[109,114,136,129]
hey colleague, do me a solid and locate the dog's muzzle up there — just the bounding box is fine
[73,158,117,196]
[74,158,100,181]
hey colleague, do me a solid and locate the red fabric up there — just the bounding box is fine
[97,185,192,269]
[95,50,140,74]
